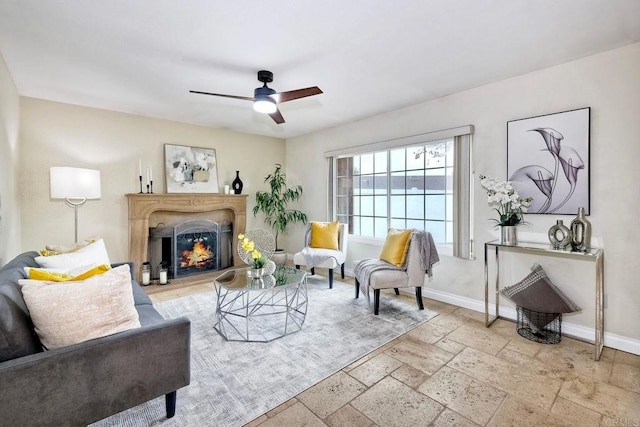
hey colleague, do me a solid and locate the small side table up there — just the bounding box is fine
[484,240,604,361]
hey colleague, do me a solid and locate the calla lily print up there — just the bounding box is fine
[507,108,590,215]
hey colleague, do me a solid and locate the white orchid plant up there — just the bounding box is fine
[479,175,533,226]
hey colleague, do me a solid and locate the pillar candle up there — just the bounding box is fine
[141,271,151,285]
[224,184,230,194]
[159,270,168,285]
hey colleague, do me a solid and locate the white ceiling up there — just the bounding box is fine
[1,1,639,139]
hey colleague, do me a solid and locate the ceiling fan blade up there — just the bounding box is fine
[189,90,254,101]
[276,86,323,103]
[269,108,285,124]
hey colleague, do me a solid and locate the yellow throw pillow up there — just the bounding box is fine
[380,229,412,267]
[310,221,340,250]
[26,264,111,282]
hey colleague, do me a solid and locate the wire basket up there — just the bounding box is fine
[516,306,562,344]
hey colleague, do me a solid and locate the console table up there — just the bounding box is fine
[484,240,604,361]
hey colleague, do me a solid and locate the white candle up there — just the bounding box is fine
[149,165,153,181]
[224,184,230,194]
[138,159,142,177]
[146,167,150,185]
[141,271,151,285]
[159,270,168,285]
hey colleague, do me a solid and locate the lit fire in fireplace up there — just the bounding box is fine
[180,240,215,269]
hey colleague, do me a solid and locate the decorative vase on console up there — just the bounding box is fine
[548,219,572,249]
[232,171,243,194]
[570,207,591,252]
[500,225,518,246]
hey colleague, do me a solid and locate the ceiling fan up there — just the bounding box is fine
[190,70,323,124]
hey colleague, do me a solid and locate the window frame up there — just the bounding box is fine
[326,126,474,259]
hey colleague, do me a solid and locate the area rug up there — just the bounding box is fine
[95,276,438,426]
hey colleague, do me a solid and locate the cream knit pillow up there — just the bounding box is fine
[19,265,141,350]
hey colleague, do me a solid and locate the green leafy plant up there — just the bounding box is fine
[253,164,307,250]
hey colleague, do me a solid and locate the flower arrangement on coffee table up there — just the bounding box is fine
[238,234,267,270]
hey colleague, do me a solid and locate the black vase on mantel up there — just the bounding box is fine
[570,207,592,252]
[232,171,243,194]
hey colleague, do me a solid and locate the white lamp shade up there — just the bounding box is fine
[50,167,101,199]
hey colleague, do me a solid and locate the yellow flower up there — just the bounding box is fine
[240,236,262,268]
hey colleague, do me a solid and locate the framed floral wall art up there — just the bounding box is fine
[507,107,590,215]
[164,144,219,193]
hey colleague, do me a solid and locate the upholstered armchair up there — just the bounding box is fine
[293,221,348,288]
[354,229,439,315]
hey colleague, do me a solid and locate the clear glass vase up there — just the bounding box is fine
[251,267,264,278]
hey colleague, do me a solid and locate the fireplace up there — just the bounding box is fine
[148,220,232,279]
[127,193,247,283]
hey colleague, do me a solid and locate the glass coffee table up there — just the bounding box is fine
[213,266,308,342]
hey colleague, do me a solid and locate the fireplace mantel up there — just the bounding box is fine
[126,193,247,281]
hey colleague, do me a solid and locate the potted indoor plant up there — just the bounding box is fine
[479,175,532,245]
[253,164,307,265]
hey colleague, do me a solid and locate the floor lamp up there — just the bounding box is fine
[50,167,101,243]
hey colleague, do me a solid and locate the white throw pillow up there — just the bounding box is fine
[19,264,141,350]
[34,238,111,269]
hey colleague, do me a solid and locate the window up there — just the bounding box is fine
[336,139,453,244]
[329,127,472,258]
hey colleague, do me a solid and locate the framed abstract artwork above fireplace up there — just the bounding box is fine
[507,107,590,215]
[164,144,219,193]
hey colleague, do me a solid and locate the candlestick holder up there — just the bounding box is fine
[150,180,153,194]
[146,184,150,194]
[138,175,143,193]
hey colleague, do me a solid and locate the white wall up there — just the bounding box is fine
[287,43,640,348]
[0,52,22,264]
[19,98,286,262]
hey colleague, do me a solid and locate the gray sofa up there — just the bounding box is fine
[0,251,191,426]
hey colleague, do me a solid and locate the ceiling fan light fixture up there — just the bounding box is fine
[253,95,277,114]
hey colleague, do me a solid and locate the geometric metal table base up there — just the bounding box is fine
[214,268,308,342]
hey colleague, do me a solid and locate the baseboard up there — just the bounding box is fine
[422,287,640,356]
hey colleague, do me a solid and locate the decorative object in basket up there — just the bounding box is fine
[500,263,581,344]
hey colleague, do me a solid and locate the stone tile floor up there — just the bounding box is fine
[150,274,640,427]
